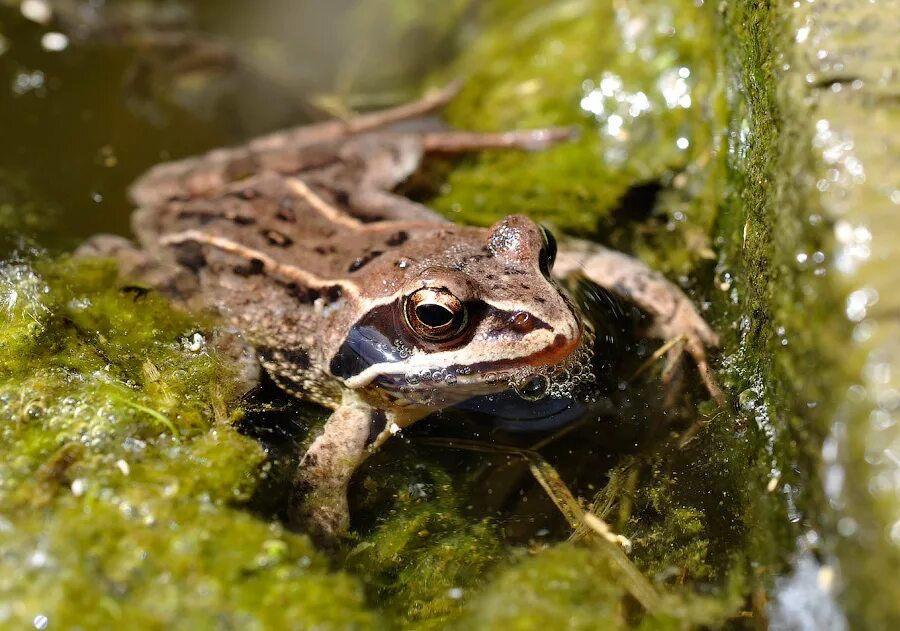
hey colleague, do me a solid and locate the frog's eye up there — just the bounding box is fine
[538,225,557,276]
[404,287,468,342]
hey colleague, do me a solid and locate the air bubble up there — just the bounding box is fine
[516,375,550,401]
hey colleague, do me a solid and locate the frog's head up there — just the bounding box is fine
[330,215,595,414]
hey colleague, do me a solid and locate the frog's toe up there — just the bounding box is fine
[685,337,726,406]
[649,305,724,405]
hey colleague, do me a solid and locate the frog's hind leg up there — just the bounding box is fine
[129,84,462,211]
[289,397,384,540]
[421,127,578,153]
[244,82,463,159]
[554,238,724,405]
[339,126,577,224]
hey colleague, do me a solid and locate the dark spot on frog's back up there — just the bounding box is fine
[233,258,265,276]
[334,189,351,208]
[280,281,343,306]
[172,241,206,272]
[261,229,294,247]
[386,231,409,247]
[281,282,319,304]
[176,209,255,226]
[276,198,296,222]
[348,250,384,273]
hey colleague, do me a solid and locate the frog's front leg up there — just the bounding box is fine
[554,239,724,404]
[290,395,388,539]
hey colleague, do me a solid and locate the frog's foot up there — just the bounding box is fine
[554,239,724,405]
[289,399,382,541]
[650,315,723,406]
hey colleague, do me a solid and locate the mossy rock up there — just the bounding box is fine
[0,257,376,629]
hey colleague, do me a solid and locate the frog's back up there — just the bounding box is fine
[123,128,454,408]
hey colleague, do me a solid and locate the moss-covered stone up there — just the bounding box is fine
[0,256,377,629]
[348,453,503,628]
[456,544,630,629]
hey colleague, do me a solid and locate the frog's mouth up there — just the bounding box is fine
[339,322,597,411]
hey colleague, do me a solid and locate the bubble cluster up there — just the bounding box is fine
[511,325,599,403]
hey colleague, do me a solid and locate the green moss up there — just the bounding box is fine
[348,448,504,628]
[431,0,723,277]
[454,543,736,630]
[456,544,630,629]
[0,256,377,629]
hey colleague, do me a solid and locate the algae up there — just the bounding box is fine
[0,256,376,629]
[347,450,504,628]
[782,0,900,627]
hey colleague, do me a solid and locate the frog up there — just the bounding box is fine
[78,84,723,540]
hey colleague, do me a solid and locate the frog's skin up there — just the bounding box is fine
[80,85,722,539]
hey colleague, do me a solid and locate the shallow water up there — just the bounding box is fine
[0,0,897,628]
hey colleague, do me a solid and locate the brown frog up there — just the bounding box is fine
[80,84,722,539]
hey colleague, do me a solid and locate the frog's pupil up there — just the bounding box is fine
[416,303,455,328]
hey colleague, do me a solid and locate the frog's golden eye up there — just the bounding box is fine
[404,287,468,342]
